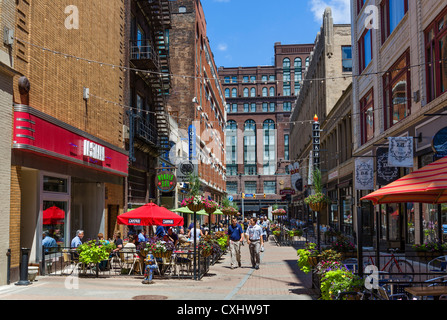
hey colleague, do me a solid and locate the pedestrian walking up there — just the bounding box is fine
[246,217,264,270]
[227,217,244,269]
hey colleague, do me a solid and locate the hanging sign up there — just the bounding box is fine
[355,157,374,190]
[388,137,414,167]
[288,162,302,192]
[432,127,447,157]
[156,172,177,193]
[376,147,399,186]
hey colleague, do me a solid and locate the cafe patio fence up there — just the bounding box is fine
[40,246,224,280]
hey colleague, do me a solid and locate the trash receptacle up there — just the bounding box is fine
[15,248,31,286]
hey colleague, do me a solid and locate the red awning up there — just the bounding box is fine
[361,156,447,205]
[43,206,65,225]
[117,202,184,226]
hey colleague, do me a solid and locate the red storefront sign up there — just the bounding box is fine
[12,105,128,177]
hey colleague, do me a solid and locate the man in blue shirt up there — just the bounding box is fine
[138,229,147,242]
[71,230,84,248]
[42,232,57,253]
[155,225,166,238]
[227,217,244,269]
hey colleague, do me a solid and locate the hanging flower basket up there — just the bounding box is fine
[308,202,328,212]
[153,251,173,258]
[222,206,238,215]
[203,198,218,214]
[188,203,204,212]
[272,208,286,216]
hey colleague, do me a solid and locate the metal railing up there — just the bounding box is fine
[129,39,159,65]
[135,120,158,146]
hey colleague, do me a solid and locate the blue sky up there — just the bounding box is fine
[201,0,351,68]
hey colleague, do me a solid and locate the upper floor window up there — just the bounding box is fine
[224,77,230,84]
[425,7,447,102]
[225,88,230,98]
[269,87,275,97]
[283,102,292,112]
[305,57,310,68]
[359,29,372,73]
[251,88,256,97]
[243,76,249,83]
[262,87,268,97]
[381,0,408,42]
[383,51,411,130]
[294,58,302,81]
[283,58,290,69]
[232,88,237,98]
[360,89,374,145]
[243,88,249,97]
[342,46,353,72]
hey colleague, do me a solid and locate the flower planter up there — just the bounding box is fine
[341,251,357,260]
[201,250,212,257]
[187,203,204,212]
[309,202,327,212]
[153,251,173,258]
[308,256,318,267]
[205,207,217,214]
[415,251,442,260]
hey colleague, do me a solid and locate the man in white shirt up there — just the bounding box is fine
[245,217,264,270]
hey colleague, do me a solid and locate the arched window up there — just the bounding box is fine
[250,87,256,97]
[283,58,291,96]
[244,120,257,175]
[225,88,230,98]
[262,87,268,97]
[283,58,290,68]
[232,88,237,98]
[226,120,238,172]
[263,120,276,175]
[305,57,310,68]
[294,58,302,81]
[269,87,275,97]
[243,88,249,97]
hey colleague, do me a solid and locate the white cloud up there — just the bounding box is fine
[217,43,228,51]
[309,0,351,24]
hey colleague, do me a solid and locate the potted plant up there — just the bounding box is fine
[146,237,175,258]
[76,240,112,277]
[304,168,331,212]
[182,173,204,212]
[319,268,364,300]
[203,198,218,214]
[412,242,447,259]
[330,235,357,259]
[297,242,319,274]
[198,239,213,257]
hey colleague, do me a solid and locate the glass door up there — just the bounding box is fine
[42,200,68,251]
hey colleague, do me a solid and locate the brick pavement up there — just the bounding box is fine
[0,237,318,300]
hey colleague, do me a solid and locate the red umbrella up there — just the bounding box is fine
[43,206,65,225]
[117,202,184,226]
[361,156,447,205]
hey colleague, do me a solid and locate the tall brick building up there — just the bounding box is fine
[9,0,128,281]
[219,42,314,216]
[167,0,227,224]
[0,0,18,286]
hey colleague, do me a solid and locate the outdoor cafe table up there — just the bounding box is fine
[405,286,447,300]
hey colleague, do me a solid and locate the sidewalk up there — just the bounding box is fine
[0,237,318,300]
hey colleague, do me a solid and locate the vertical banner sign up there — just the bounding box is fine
[388,137,414,167]
[188,125,197,161]
[289,162,302,192]
[308,151,313,186]
[312,116,321,169]
[376,147,399,186]
[355,157,374,190]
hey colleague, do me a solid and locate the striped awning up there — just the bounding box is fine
[361,156,447,205]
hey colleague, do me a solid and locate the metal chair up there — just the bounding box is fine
[121,250,141,275]
[428,255,447,273]
[376,284,409,300]
[439,294,447,300]
[62,249,80,275]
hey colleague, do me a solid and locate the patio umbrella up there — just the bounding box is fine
[360,155,447,205]
[172,206,209,216]
[117,202,184,226]
[43,206,65,225]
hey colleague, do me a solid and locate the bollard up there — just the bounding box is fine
[6,249,11,285]
[15,248,31,286]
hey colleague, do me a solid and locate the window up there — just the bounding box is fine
[342,46,353,72]
[179,6,186,13]
[264,181,276,194]
[244,103,249,112]
[269,75,275,82]
[225,88,230,98]
[283,57,291,96]
[226,181,238,194]
[245,181,257,194]
[244,120,257,174]
[269,103,276,112]
[283,102,292,112]
[283,85,291,96]
[305,57,310,68]
[231,76,237,83]
[263,120,276,175]
[261,75,268,82]
[269,87,275,97]
[227,165,237,176]
[359,29,372,73]
[243,76,249,83]
[262,87,268,97]
[381,0,408,42]
[243,88,249,97]
[250,88,256,97]
[283,58,290,68]
[262,103,268,112]
[232,88,237,98]
[251,103,256,112]
[425,7,447,102]
[231,104,238,113]
[226,121,237,166]
[294,58,302,95]
[360,89,374,144]
[383,51,411,130]
[284,134,289,161]
[43,176,68,193]
[250,76,256,83]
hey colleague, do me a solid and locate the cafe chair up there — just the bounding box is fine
[377,284,409,300]
[62,249,80,275]
[428,255,447,273]
[439,295,447,300]
[120,251,141,275]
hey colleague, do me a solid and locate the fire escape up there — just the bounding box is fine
[129,0,172,160]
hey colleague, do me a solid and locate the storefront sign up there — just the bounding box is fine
[176,159,198,183]
[12,105,128,176]
[355,157,374,190]
[188,125,197,160]
[156,172,177,193]
[376,147,399,186]
[388,137,414,167]
[83,140,105,161]
[432,127,447,157]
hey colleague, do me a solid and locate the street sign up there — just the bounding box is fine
[228,196,233,202]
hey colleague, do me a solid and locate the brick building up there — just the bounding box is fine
[9,0,128,281]
[351,0,447,250]
[219,42,314,216]
[167,0,227,225]
[0,0,18,286]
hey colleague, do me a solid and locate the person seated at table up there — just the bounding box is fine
[166,227,179,248]
[142,252,158,285]
[138,229,147,243]
[110,231,123,257]
[155,225,166,238]
[42,231,57,254]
